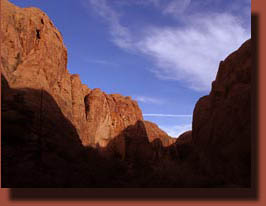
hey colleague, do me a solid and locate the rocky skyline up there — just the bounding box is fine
[8,0,251,137]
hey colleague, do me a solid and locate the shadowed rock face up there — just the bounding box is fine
[1,75,88,187]
[192,39,252,186]
[1,0,171,148]
[1,80,177,187]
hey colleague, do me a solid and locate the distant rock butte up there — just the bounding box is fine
[1,0,173,148]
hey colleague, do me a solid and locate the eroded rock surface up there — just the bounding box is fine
[1,0,172,149]
[84,89,143,147]
[1,0,87,140]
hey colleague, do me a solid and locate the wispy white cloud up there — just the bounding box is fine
[160,124,192,137]
[134,96,164,104]
[83,58,118,66]
[87,0,132,49]
[86,0,250,92]
[163,0,191,15]
[143,114,192,117]
[113,0,190,13]
[137,13,250,91]
[113,0,160,7]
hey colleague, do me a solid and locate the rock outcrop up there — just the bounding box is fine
[84,89,143,147]
[1,0,172,149]
[192,39,252,186]
[144,121,175,146]
[1,0,88,141]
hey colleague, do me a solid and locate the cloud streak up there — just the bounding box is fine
[143,114,192,117]
[83,58,118,66]
[137,13,250,91]
[163,0,191,15]
[86,0,250,91]
[88,0,132,49]
[135,96,164,104]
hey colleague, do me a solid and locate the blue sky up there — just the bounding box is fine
[10,0,251,137]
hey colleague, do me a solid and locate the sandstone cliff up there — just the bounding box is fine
[1,0,172,149]
[84,89,143,147]
[1,0,87,140]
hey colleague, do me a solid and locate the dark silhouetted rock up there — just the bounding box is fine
[192,39,251,186]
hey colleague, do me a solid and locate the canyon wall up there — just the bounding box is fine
[1,0,172,149]
[192,39,252,186]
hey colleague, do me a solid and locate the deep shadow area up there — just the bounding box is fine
[1,74,89,187]
[1,75,139,188]
[4,14,258,201]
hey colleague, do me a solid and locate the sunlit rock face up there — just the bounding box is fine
[1,0,172,149]
[84,89,143,147]
[1,0,89,141]
[192,39,252,186]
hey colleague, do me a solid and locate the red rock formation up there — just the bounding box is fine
[70,74,90,144]
[1,0,172,150]
[192,39,251,186]
[84,89,143,147]
[144,121,175,147]
[1,0,84,137]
